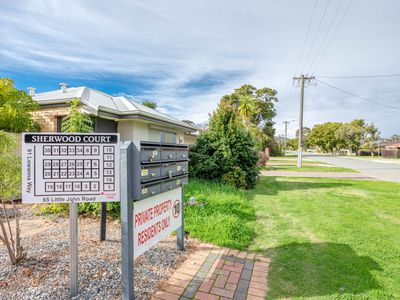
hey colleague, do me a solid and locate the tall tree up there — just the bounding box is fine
[142,100,157,109]
[61,98,94,133]
[0,78,39,132]
[219,84,278,151]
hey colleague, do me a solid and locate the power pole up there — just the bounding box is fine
[293,74,315,168]
[282,120,295,157]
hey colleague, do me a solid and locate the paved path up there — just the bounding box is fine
[261,170,374,180]
[305,154,400,183]
[152,243,269,300]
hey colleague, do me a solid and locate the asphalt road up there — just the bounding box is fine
[304,154,400,183]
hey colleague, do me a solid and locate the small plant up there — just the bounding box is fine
[0,132,25,264]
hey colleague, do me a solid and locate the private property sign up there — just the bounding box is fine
[22,133,120,204]
[133,188,183,258]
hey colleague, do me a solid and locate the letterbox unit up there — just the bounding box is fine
[132,141,189,200]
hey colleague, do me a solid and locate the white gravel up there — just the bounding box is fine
[0,208,195,300]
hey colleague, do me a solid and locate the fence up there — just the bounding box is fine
[382,149,400,158]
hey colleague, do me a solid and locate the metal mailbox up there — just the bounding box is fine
[133,141,189,200]
[161,147,177,161]
[140,145,161,163]
[140,164,161,182]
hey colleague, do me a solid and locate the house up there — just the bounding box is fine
[382,141,400,158]
[29,83,196,144]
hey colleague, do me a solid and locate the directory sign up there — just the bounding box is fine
[22,133,120,203]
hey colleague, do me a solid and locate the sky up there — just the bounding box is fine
[0,0,399,138]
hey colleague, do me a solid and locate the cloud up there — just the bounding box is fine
[0,0,399,136]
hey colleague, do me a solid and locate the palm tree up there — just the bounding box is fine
[238,95,256,130]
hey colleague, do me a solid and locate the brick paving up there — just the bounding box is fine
[152,244,269,300]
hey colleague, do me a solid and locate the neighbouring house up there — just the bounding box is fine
[382,141,400,158]
[29,83,196,144]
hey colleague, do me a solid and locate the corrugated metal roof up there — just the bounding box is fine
[33,86,195,131]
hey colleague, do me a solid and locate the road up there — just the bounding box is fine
[304,154,400,183]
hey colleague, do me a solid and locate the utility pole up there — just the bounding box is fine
[293,74,315,168]
[282,120,295,157]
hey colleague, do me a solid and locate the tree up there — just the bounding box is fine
[142,100,157,109]
[308,122,344,153]
[335,120,364,153]
[0,132,25,264]
[361,123,380,156]
[0,78,39,132]
[390,134,400,141]
[189,104,259,189]
[219,84,278,152]
[181,120,196,127]
[61,98,94,133]
[238,95,257,130]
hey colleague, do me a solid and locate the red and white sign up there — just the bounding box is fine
[133,188,182,258]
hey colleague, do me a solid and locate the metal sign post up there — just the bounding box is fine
[177,188,185,251]
[70,203,79,297]
[120,141,134,300]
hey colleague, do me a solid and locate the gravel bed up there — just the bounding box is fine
[0,208,196,300]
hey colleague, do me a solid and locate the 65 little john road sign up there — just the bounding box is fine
[22,133,120,204]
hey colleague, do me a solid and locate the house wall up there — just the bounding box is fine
[31,107,69,132]
[118,120,186,143]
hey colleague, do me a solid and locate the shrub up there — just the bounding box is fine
[189,105,259,189]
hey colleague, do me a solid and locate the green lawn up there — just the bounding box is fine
[268,159,324,165]
[264,165,357,173]
[248,177,400,299]
[183,179,255,249]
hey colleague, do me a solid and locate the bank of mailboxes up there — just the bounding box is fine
[133,141,189,200]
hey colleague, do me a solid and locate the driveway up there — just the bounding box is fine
[305,154,400,183]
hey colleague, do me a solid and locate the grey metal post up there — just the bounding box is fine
[100,202,107,241]
[69,202,79,298]
[120,141,134,300]
[177,187,185,250]
[297,75,305,168]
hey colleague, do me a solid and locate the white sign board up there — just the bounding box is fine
[133,188,182,258]
[22,133,120,203]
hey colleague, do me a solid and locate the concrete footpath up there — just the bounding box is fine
[260,170,376,180]
[152,243,269,300]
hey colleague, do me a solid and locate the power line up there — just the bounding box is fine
[294,0,319,76]
[317,73,400,79]
[308,0,345,73]
[311,0,354,74]
[301,0,331,72]
[316,79,400,110]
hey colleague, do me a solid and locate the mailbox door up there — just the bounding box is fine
[176,148,189,160]
[141,165,161,182]
[161,148,177,161]
[176,162,188,175]
[140,147,161,163]
[162,179,177,192]
[161,163,176,178]
[141,182,162,198]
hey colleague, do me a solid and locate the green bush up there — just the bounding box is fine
[189,105,259,189]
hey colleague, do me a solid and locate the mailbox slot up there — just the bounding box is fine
[162,178,177,192]
[140,146,161,163]
[141,182,161,198]
[141,164,161,182]
[161,163,176,178]
[176,148,189,160]
[176,162,188,175]
[161,147,177,161]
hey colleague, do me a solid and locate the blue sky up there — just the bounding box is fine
[1,0,399,137]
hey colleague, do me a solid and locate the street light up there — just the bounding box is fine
[282,120,295,157]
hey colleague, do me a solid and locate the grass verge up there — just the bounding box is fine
[248,176,400,299]
[264,165,357,172]
[183,179,255,250]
